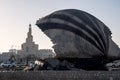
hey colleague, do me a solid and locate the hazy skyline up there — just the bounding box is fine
[0,0,120,52]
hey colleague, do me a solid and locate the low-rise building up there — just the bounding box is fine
[0,24,56,63]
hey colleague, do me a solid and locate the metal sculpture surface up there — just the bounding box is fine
[36,9,120,60]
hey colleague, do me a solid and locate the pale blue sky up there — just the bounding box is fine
[0,0,120,52]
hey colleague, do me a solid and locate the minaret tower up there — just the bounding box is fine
[21,24,39,52]
[26,24,33,43]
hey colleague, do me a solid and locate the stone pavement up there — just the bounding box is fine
[0,71,120,80]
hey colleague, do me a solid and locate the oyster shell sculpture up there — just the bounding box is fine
[36,9,120,59]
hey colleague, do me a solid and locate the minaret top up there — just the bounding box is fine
[26,24,33,43]
[28,24,32,36]
[29,24,31,27]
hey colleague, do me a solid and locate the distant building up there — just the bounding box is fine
[0,50,16,63]
[0,24,55,63]
[17,24,55,59]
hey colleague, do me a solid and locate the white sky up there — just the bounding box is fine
[0,0,120,53]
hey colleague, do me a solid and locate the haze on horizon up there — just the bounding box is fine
[0,0,120,53]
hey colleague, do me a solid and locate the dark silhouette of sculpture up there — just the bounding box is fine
[36,9,120,70]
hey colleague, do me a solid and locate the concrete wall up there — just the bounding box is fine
[0,71,120,80]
